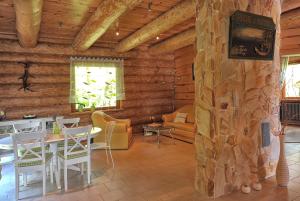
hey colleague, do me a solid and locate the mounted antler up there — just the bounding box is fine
[18,62,35,92]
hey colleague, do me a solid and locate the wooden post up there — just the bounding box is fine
[115,0,196,53]
[149,28,195,55]
[73,0,143,51]
[13,0,43,47]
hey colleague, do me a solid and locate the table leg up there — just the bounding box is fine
[169,128,175,145]
[50,143,61,189]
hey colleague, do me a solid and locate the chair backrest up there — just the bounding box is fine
[11,130,46,166]
[105,121,116,146]
[57,118,80,130]
[61,125,92,158]
[13,121,42,133]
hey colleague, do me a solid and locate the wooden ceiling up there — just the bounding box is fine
[281,0,300,56]
[0,0,195,53]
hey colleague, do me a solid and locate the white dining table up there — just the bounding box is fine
[0,127,102,189]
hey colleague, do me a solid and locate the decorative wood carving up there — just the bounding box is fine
[13,0,43,47]
[149,28,195,55]
[18,62,34,92]
[115,0,196,53]
[72,0,143,51]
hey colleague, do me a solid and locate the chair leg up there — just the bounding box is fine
[15,169,19,200]
[105,148,109,164]
[50,160,54,184]
[23,173,27,186]
[42,166,46,196]
[87,161,91,185]
[64,163,68,191]
[57,158,61,188]
[81,163,84,175]
[108,147,114,168]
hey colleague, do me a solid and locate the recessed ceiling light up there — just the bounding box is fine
[148,1,152,12]
[156,36,160,40]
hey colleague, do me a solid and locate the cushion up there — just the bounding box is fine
[177,105,194,123]
[174,113,187,123]
[58,148,87,160]
[17,153,53,167]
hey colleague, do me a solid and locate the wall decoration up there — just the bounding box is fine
[18,62,34,92]
[192,63,195,80]
[228,10,276,60]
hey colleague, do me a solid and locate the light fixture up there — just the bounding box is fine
[148,1,152,12]
[156,36,160,40]
[115,20,120,36]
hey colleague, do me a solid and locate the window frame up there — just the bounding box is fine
[70,59,124,112]
[71,100,121,112]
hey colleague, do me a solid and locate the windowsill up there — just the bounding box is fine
[282,98,300,101]
[71,108,124,115]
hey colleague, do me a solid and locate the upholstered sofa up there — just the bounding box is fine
[91,111,133,149]
[162,105,196,143]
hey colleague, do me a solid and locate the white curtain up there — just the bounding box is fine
[280,56,289,90]
[69,57,125,105]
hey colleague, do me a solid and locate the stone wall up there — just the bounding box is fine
[194,0,281,197]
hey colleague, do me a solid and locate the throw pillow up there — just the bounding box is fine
[174,113,187,123]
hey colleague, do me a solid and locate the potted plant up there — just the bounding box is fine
[91,102,97,112]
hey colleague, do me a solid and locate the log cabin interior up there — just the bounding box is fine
[1,0,300,200]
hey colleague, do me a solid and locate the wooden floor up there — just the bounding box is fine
[1,135,300,201]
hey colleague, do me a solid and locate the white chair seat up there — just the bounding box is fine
[16,153,53,167]
[57,148,87,160]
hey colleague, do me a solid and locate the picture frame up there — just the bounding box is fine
[228,10,276,60]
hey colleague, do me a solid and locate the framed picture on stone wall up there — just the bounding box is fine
[228,10,276,60]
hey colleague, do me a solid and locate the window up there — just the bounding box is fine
[70,58,125,111]
[284,64,300,98]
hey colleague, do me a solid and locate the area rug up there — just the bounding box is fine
[285,126,300,143]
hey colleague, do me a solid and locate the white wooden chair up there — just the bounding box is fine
[13,121,41,133]
[12,130,53,200]
[56,118,80,150]
[57,125,92,191]
[56,118,80,130]
[92,121,116,168]
[13,121,53,186]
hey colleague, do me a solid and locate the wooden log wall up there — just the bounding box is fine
[174,45,195,108]
[0,40,175,133]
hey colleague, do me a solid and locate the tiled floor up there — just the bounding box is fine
[1,135,300,201]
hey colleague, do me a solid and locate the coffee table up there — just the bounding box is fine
[143,123,174,146]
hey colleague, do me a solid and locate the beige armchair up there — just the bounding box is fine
[91,111,133,149]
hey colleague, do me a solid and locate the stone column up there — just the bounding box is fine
[194,0,281,197]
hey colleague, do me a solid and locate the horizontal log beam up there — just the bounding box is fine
[149,28,195,55]
[115,0,196,52]
[0,40,128,57]
[281,28,300,38]
[281,8,300,29]
[73,0,142,51]
[281,36,300,47]
[282,0,300,13]
[13,0,43,47]
[0,40,174,61]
